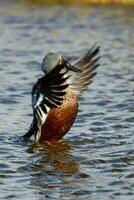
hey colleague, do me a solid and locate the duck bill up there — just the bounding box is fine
[65,62,81,73]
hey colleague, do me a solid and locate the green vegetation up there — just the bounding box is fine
[20,0,134,6]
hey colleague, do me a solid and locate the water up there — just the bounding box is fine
[0,1,134,199]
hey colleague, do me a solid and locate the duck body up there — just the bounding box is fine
[40,88,78,141]
[23,45,100,142]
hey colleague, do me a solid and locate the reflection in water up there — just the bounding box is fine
[26,141,80,194]
[27,140,79,174]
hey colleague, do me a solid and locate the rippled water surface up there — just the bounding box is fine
[0,1,134,199]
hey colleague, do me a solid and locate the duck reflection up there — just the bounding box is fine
[27,140,79,174]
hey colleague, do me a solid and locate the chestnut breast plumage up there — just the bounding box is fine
[40,88,78,141]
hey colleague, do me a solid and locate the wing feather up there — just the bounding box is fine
[70,45,100,96]
[23,65,70,141]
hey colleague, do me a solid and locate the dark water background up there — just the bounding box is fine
[0,0,134,199]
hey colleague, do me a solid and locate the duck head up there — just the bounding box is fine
[41,52,81,74]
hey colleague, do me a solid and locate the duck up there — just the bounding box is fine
[23,45,100,142]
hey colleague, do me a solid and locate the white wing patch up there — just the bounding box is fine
[32,90,50,142]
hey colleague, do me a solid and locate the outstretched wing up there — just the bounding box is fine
[23,66,69,142]
[70,45,100,96]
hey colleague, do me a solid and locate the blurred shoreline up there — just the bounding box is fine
[19,0,134,6]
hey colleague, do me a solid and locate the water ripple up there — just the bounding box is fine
[0,2,134,200]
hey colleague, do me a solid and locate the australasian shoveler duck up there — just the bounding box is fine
[23,45,100,142]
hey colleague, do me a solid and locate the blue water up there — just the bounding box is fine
[0,1,134,199]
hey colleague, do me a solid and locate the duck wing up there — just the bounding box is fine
[70,45,100,96]
[23,66,70,142]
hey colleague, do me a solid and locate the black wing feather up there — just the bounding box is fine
[70,45,100,95]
